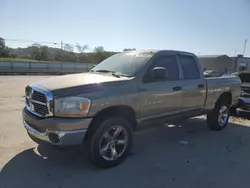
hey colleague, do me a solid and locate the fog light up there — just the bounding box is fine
[48,133,60,143]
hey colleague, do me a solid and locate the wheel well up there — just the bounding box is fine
[84,105,137,142]
[216,92,232,106]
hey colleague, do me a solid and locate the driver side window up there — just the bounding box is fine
[147,55,179,82]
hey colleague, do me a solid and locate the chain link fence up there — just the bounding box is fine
[0,60,95,74]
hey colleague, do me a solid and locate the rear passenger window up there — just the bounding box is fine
[179,55,200,79]
[151,55,179,81]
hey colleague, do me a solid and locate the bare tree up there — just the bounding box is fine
[76,43,88,53]
[93,46,105,53]
[64,44,74,52]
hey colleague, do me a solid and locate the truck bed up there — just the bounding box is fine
[204,75,241,111]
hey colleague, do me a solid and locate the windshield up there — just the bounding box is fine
[90,52,153,77]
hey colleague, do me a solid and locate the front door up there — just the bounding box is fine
[138,54,183,121]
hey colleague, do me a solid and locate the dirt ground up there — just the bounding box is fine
[0,76,250,188]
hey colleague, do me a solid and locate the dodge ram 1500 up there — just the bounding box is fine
[23,50,241,168]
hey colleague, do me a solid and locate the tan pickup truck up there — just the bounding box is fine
[23,50,241,168]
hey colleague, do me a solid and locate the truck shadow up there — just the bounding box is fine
[1,117,250,188]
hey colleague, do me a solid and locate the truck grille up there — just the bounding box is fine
[242,86,250,94]
[33,90,47,103]
[25,85,53,118]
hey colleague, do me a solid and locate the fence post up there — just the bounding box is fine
[10,61,13,70]
[29,62,31,70]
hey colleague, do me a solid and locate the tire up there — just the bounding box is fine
[207,98,230,131]
[86,117,133,168]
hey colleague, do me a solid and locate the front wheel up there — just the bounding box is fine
[207,100,230,130]
[86,117,133,168]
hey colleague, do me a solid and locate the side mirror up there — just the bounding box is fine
[152,67,168,80]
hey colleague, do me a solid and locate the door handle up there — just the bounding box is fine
[198,84,205,88]
[173,86,182,91]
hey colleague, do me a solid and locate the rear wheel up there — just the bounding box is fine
[86,117,133,168]
[207,99,230,130]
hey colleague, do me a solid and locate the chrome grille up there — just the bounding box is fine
[33,102,49,115]
[33,90,47,103]
[25,84,53,118]
[242,86,250,94]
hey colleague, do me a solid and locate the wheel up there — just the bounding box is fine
[207,99,230,130]
[86,117,133,168]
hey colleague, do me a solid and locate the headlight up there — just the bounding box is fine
[54,96,91,117]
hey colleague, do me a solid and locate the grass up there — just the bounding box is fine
[0,58,40,62]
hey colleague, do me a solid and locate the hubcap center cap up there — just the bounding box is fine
[110,140,116,145]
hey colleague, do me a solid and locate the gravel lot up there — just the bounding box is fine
[1,76,250,188]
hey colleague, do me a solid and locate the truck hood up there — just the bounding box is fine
[34,73,130,95]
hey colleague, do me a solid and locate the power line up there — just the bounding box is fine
[4,38,59,45]
[3,38,87,49]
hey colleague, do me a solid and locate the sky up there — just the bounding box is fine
[1,0,250,56]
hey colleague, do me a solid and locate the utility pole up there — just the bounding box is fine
[61,41,63,52]
[243,39,248,56]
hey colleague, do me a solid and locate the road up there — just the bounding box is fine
[1,76,250,188]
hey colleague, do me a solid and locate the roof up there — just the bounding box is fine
[128,49,159,54]
[230,56,250,60]
[125,49,195,55]
[197,55,230,58]
[198,55,232,62]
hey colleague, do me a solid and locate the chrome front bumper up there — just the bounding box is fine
[23,108,92,146]
[24,120,87,146]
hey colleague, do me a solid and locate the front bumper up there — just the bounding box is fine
[23,108,93,146]
[236,97,250,117]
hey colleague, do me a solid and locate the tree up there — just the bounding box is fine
[123,48,136,52]
[0,38,13,58]
[75,43,88,63]
[30,47,40,60]
[0,37,6,57]
[76,43,88,53]
[31,43,42,48]
[64,44,74,52]
[40,46,49,61]
[1,47,10,57]
[93,46,105,53]
[55,51,64,61]
[93,46,106,63]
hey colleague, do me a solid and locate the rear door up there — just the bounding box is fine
[178,54,206,114]
[138,53,183,121]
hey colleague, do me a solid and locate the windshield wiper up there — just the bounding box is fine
[90,69,121,78]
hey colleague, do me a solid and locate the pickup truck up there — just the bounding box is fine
[23,50,241,168]
[231,72,250,116]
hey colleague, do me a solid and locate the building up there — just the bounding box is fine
[231,55,250,72]
[198,55,234,75]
